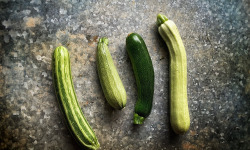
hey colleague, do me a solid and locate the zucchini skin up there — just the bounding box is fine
[126,33,155,124]
[157,14,190,134]
[97,37,127,109]
[52,46,100,150]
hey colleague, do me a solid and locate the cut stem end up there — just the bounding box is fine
[134,113,145,124]
[156,14,168,27]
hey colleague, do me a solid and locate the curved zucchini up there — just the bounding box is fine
[126,33,155,124]
[52,46,100,149]
[97,37,127,109]
[157,14,190,134]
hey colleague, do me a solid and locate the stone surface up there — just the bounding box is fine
[0,0,249,150]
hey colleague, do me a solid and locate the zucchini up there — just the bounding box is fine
[126,33,155,124]
[97,37,127,109]
[157,14,190,134]
[52,46,100,149]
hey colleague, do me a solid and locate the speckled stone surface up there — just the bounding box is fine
[0,0,249,150]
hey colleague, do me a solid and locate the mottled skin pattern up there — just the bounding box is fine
[97,37,127,110]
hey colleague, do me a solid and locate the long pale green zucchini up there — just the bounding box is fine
[157,14,190,134]
[52,46,100,149]
[97,37,127,109]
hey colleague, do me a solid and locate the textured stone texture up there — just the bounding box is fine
[0,0,249,150]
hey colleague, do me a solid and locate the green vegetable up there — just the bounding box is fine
[97,37,127,109]
[52,46,100,149]
[157,14,190,134]
[126,33,155,124]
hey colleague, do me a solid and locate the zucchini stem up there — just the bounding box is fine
[98,37,109,45]
[134,113,145,124]
[156,14,168,26]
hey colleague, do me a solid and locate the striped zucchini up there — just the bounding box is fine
[52,46,100,149]
[97,37,127,109]
[126,33,155,124]
[157,14,190,134]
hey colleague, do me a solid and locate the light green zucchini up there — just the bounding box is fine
[52,46,100,149]
[97,37,127,109]
[157,14,190,134]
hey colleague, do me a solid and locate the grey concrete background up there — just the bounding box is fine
[0,0,249,149]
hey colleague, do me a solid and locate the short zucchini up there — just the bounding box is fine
[97,37,127,109]
[126,33,155,124]
[52,46,100,149]
[157,14,190,134]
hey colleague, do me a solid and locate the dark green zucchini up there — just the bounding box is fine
[126,33,155,124]
[52,46,100,149]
